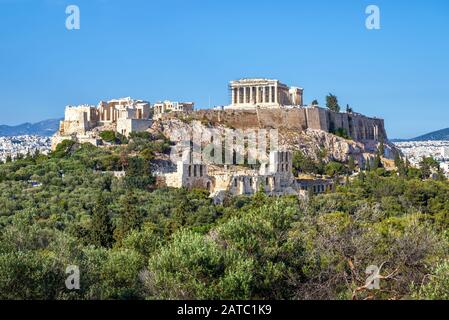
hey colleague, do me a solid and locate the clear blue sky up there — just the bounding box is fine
[0,0,448,138]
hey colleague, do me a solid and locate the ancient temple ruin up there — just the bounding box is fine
[161,149,335,203]
[153,101,195,119]
[226,78,304,109]
[52,97,152,149]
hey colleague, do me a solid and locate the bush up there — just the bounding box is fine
[52,140,76,158]
[331,128,351,140]
[145,230,253,299]
[413,261,449,300]
[99,131,117,143]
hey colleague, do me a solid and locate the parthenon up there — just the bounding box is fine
[226,78,303,109]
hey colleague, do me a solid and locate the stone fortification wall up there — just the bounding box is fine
[159,107,387,142]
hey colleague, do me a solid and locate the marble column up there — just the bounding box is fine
[243,87,247,104]
[274,86,279,104]
[249,87,252,103]
[262,86,267,103]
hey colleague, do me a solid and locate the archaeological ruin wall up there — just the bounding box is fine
[159,107,388,142]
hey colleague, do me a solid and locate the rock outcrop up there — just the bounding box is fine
[150,117,398,168]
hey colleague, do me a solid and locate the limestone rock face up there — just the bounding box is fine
[150,119,399,167]
[280,129,359,160]
[281,128,398,166]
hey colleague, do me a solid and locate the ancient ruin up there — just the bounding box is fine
[227,78,303,109]
[153,101,194,119]
[50,77,394,201]
[160,149,335,203]
[52,97,153,149]
[153,78,391,201]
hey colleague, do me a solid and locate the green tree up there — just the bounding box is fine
[33,149,41,160]
[413,261,449,300]
[114,192,144,245]
[78,247,145,299]
[124,156,154,189]
[325,161,345,177]
[332,128,351,140]
[378,137,385,156]
[0,251,65,299]
[346,104,353,113]
[52,140,76,158]
[372,148,383,170]
[394,153,407,177]
[99,130,117,143]
[348,156,356,173]
[216,198,303,299]
[326,93,340,112]
[311,99,319,106]
[146,230,253,299]
[419,157,440,179]
[365,159,371,172]
[358,170,366,182]
[89,194,114,248]
[292,151,321,175]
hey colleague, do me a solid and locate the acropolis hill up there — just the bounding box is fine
[50,78,397,201]
[52,78,395,166]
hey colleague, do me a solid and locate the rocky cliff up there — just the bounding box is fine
[150,116,398,168]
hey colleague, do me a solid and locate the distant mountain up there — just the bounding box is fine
[392,127,449,142]
[0,119,61,137]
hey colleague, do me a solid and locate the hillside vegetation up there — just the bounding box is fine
[0,133,449,300]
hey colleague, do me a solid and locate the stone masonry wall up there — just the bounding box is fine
[159,107,388,142]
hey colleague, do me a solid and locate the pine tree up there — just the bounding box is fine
[394,153,401,168]
[372,152,382,170]
[346,104,353,113]
[33,149,40,160]
[119,151,129,171]
[114,192,143,245]
[358,170,366,182]
[372,140,385,170]
[89,194,114,248]
[254,185,268,206]
[394,153,407,176]
[326,93,340,113]
[378,137,385,157]
[348,156,356,173]
[365,159,371,172]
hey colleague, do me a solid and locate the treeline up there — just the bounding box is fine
[1,135,449,300]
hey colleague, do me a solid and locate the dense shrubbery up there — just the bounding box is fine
[331,128,351,140]
[1,136,449,300]
[99,131,128,145]
[292,150,349,177]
